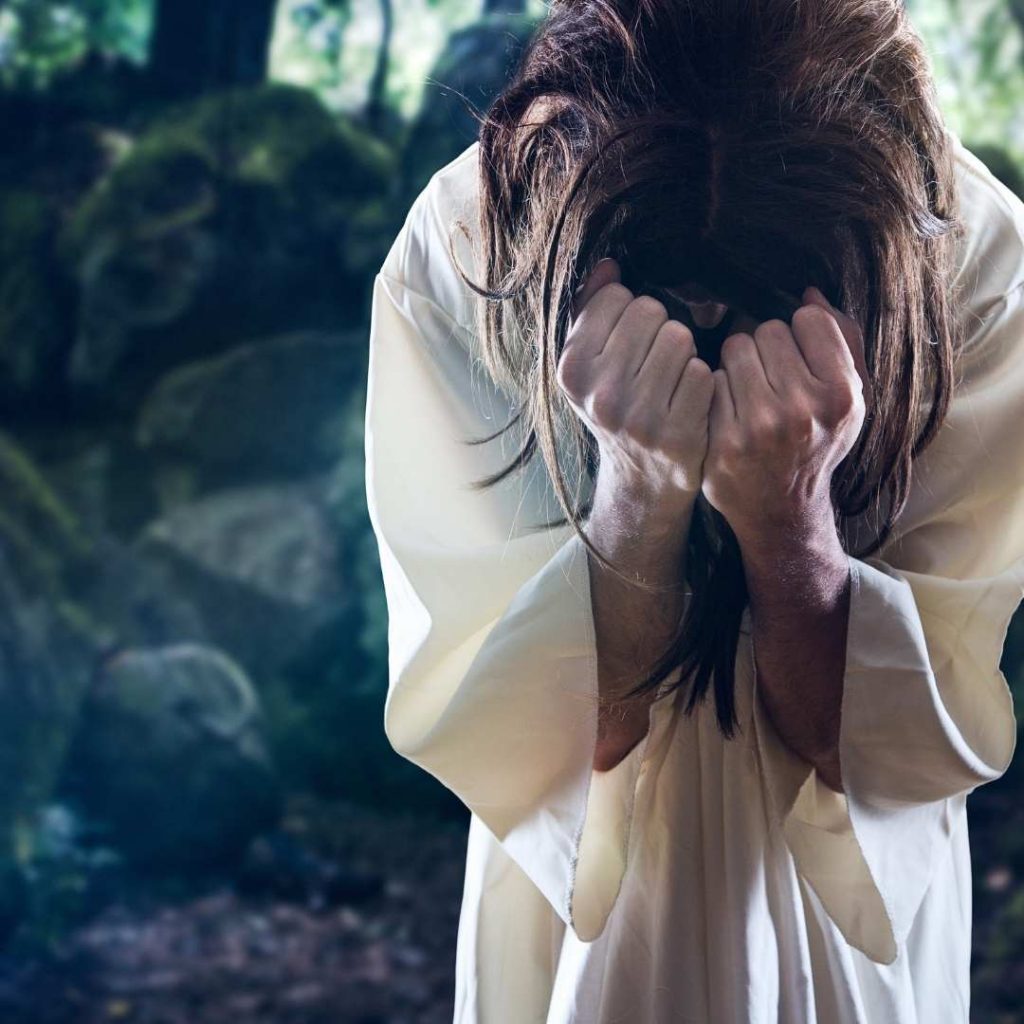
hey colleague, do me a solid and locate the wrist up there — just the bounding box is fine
[590,477,695,535]
[738,514,849,605]
[732,490,839,554]
[586,481,694,578]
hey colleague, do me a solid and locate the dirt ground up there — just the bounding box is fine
[0,795,468,1024]
[0,784,1022,1024]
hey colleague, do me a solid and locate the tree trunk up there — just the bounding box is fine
[148,0,278,99]
[365,0,393,131]
[1011,0,1024,41]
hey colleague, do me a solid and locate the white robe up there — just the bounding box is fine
[363,130,1024,1023]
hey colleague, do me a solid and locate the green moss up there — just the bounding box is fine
[63,138,216,259]
[62,83,394,276]
[0,431,93,594]
[52,597,112,650]
[138,83,393,192]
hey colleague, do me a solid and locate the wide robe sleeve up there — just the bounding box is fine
[750,279,1024,966]
[365,168,663,944]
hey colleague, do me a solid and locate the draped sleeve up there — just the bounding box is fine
[750,262,1024,962]
[364,146,662,943]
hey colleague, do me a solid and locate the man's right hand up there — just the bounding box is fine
[558,257,715,522]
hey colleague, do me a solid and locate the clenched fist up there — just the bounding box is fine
[556,257,715,523]
[702,287,869,543]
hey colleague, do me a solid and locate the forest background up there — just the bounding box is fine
[1,0,1023,1021]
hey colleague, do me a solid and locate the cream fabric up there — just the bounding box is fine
[364,130,1024,1023]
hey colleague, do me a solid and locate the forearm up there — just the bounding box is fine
[584,486,694,773]
[737,514,850,793]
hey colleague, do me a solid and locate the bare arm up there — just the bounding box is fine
[559,256,712,773]
[738,509,848,792]
[702,290,869,795]
[585,486,694,772]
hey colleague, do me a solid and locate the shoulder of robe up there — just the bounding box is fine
[947,128,1024,358]
[379,141,483,348]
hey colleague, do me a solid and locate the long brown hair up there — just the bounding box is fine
[449,0,967,739]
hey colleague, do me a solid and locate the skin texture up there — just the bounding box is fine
[562,258,869,791]
[705,287,868,794]
[561,258,713,772]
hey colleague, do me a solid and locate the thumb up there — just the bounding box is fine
[803,287,871,404]
[571,257,622,323]
[802,285,835,313]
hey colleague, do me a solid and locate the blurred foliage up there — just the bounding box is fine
[3,0,1023,146]
[0,1,1022,1018]
[0,0,151,88]
[11,803,122,953]
[912,0,1024,165]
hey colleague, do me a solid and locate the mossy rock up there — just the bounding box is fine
[134,476,350,679]
[136,330,366,489]
[65,84,392,250]
[0,547,99,929]
[0,587,98,832]
[60,643,282,869]
[60,84,394,407]
[0,430,94,599]
[63,140,216,259]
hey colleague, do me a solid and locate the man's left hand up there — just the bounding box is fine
[700,287,868,542]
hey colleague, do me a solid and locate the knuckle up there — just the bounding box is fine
[720,332,752,362]
[556,353,581,395]
[745,411,776,442]
[588,385,622,425]
[716,434,742,461]
[657,318,695,351]
[684,354,711,379]
[631,294,668,322]
[754,319,790,341]
[601,282,635,308]
[768,416,791,444]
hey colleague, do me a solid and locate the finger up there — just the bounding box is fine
[717,331,773,413]
[637,319,696,411]
[565,280,634,361]
[709,366,735,434]
[571,257,622,324]
[791,293,857,385]
[802,286,870,397]
[600,292,668,374]
[751,319,812,397]
[668,354,714,417]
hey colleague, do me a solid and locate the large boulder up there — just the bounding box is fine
[0,549,99,941]
[61,643,281,869]
[136,330,366,489]
[134,476,350,677]
[60,84,394,410]
[76,534,210,651]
